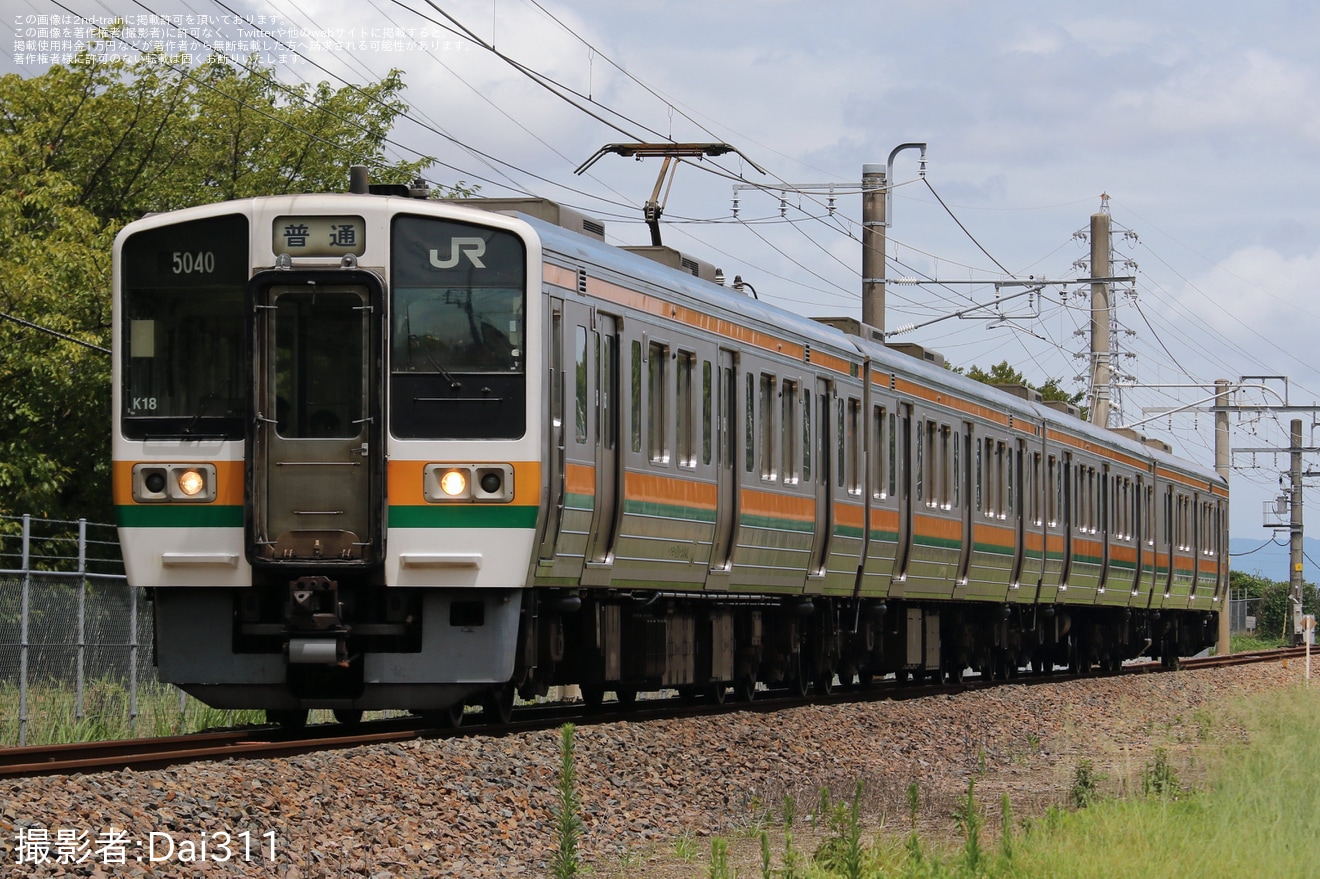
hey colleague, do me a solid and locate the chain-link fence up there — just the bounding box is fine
[0,514,162,746]
[1229,592,1261,636]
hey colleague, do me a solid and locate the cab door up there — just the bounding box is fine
[250,274,383,564]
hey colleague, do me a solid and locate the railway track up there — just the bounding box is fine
[3,646,1308,779]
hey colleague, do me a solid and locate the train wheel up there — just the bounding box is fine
[614,686,639,707]
[788,653,810,698]
[266,709,307,731]
[814,669,835,696]
[708,682,729,705]
[484,684,515,724]
[333,709,363,726]
[735,674,757,703]
[421,702,465,729]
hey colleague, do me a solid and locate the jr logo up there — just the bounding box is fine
[429,238,487,269]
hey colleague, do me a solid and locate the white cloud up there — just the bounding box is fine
[1111,50,1320,141]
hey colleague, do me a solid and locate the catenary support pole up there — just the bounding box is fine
[1089,209,1112,427]
[861,164,886,333]
[1215,380,1231,655]
[1290,418,1304,643]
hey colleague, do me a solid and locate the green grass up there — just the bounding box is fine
[0,679,269,745]
[1007,684,1320,879]
[623,683,1320,878]
[1,679,427,746]
[1230,634,1287,652]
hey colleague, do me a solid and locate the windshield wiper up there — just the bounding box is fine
[410,337,463,391]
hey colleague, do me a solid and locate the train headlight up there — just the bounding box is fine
[177,469,206,497]
[424,464,515,503]
[132,463,217,503]
[439,469,468,497]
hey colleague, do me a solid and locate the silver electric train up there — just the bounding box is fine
[112,180,1227,725]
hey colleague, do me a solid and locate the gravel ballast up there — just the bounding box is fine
[1,659,1305,877]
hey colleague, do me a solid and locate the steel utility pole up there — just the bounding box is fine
[1089,204,1112,427]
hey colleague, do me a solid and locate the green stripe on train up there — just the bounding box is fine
[388,505,538,528]
[116,505,243,528]
[624,499,718,523]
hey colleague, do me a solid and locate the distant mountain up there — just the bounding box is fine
[1229,536,1320,584]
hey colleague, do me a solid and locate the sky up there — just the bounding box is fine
[9,0,1320,562]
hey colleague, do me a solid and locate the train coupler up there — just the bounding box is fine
[285,575,342,631]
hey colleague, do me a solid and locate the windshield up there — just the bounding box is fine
[119,214,248,439]
[389,213,528,439]
[396,286,524,374]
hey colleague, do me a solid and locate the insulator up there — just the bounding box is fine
[731,195,739,218]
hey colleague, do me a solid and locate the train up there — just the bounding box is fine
[111,172,1227,727]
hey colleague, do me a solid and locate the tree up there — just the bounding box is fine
[0,46,442,522]
[1230,569,1319,642]
[959,360,1088,418]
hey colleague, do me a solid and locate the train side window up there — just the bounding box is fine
[975,437,983,513]
[1100,469,1109,536]
[702,360,712,466]
[782,379,800,484]
[802,391,813,483]
[630,340,642,453]
[888,412,898,498]
[677,350,695,468]
[819,393,830,486]
[1029,453,1039,526]
[600,333,616,451]
[914,419,924,502]
[992,440,1003,517]
[1005,442,1014,518]
[723,366,736,467]
[746,373,756,473]
[1166,485,1177,549]
[871,405,887,499]
[847,397,862,495]
[574,326,588,444]
[837,399,846,489]
[1145,484,1155,547]
[950,424,960,506]
[760,373,777,482]
[648,341,669,464]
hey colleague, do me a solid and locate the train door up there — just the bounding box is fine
[893,403,913,586]
[956,423,974,587]
[1098,465,1111,594]
[583,312,621,570]
[250,277,382,563]
[537,297,566,564]
[709,349,739,575]
[808,376,834,578]
[1009,440,1028,592]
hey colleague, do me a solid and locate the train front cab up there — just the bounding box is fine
[115,199,541,717]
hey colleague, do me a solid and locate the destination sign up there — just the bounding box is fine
[273,215,366,257]
[123,214,250,288]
